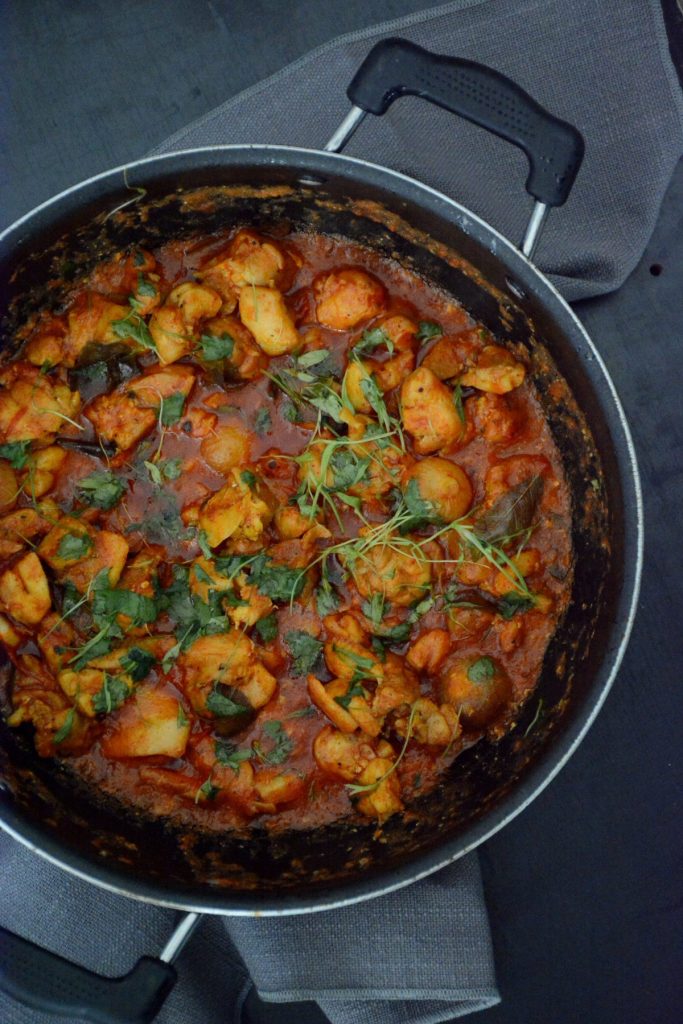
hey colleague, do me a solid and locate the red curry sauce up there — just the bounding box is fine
[0,226,572,832]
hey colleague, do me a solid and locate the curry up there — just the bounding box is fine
[0,226,572,831]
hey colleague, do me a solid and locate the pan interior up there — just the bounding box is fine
[0,164,622,910]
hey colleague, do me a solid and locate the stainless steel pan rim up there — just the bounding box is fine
[0,143,643,916]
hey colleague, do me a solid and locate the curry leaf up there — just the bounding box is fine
[475,475,544,544]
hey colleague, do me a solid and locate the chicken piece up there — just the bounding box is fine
[354,756,403,820]
[0,460,17,511]
[57,667,116,718]
[0,552,51,626]
[0,501,60,560]
[313,269,386,330]
[126,364,196,409]
[368,348,416,394]
[202,315,267,381]
[199,230,297,299]
[0,363,81,444]
[88,249,158,310]
[420,331,479,381]
[253,769,306,809]
[307,675,359,733]
[440,654,511,728]
[200,424,252,474]
[85,365,195,450]
[400,367,461,455]
[38,516,128,591]
[84,392,156,451]
[102,684,190,758]
[349,534,431,607]
[149,282,222,364]
[461,345,526,394]
[470,392,520,444]
[405,457,473,522]
[323,610,369,646]
[446,605,495,643]
[312,725,377,781]
[370,653,420,719]
[8,654,90,756]
[238,286,299,355]
[21,445,67,499]
[228,573,274,628]
[64,292,139,365]
[23,316,69,369]
[395,697,460,747]
[406,628,451,674]
[37,612,76,673]
[179,632,277,718]
[198,468,274,548]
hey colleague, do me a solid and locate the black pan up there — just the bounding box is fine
[0,40,642,1024]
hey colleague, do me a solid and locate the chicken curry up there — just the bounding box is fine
[0,226,572,830]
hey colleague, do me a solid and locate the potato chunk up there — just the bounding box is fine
[84,391,156,451]
[313,269,386,330]
[354,756,402,820]
[0,461,17,511]
[0,363,81,444]
[238,286,299,355]
[65,292,136,366]
[102,685,190,758]
[0,502,59,560]
[400,367,461,454]
[0,552,51,625]
[307,676,359,733]
[199,468,273,548]
[200,424,252,474]
[440,654,511,728]
[179,632,276,717]
[38,516,128,591]
[461,345,525,394]
[201,230,295,293]
[405,457,473,521]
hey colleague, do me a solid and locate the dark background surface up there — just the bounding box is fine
[2,2,682,1023]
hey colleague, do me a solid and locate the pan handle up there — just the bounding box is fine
[0,912,200,1023]
[325,37,585,259]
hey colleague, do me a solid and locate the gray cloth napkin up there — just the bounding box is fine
[2,2,682,1024]
[152,0,683,302]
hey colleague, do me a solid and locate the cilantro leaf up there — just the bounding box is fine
[254,612,278,644]
[76,470,125,510]
[285,630,323,677]
[416,321,443,343]
[199,332,235,361]
[195,779,220,802]
[361,594,385,629]
[112,312,156,351]
[248,554,306,604]
[351,326,393,358]
[252,720,293,766]
[206,687,251,718]
[57,532,93,561]
[0,440,31,469]
[92,584,157,627]
[241,469,257,490]
[254,407,271,435]
[136,274,157,298]
[54,707,76,744]
[315,579,339,617]
[334,679,366,710]
[119,647,156,682]
[215,739,252,773]
[497,592,534,619]
[160,392,187,426]
[402,478,441,529]
[92,674,131,714]
[467,656,496,683]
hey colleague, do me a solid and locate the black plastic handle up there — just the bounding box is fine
[347,38,584,207]
[0,925,177,1024]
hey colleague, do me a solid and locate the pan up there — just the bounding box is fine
[0,39,642,1023]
